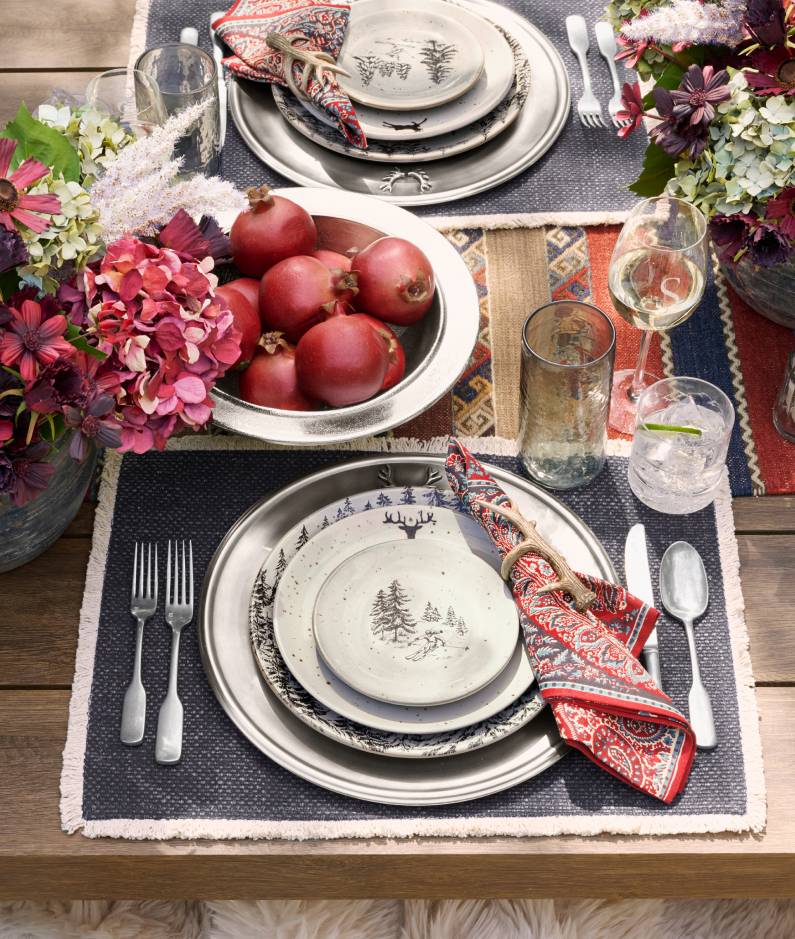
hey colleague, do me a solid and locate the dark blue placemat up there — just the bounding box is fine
[61,440,764,839]
[140,0,646,216]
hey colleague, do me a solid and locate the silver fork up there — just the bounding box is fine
[121,542,158,746]
[155,540,194,765]
[595,21,629,129]
[566,15,605,128]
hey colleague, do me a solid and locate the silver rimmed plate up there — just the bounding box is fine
[338,0,485,110]
[200,455,616,805]
[254,488,540,757]
[275,506,519,708]
[271,28,528,164]
[229,0,568,206]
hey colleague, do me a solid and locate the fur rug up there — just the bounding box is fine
[1,899,794,938]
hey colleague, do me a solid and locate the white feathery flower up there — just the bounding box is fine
[621,0,748,47]
[90,102,247,242]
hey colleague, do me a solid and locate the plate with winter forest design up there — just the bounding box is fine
[338,0,486,110]
[250,486,542,757]
[311,523,519,706]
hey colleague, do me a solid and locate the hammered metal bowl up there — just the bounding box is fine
[212,188,479,444]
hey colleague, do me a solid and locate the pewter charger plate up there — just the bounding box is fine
[228,0,569,206]
[199,456,616,806]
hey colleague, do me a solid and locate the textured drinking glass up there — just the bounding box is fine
[773,352,795,443]
[629,377,735,514]
[85,68,166,126]
[518,300,616,490]
[136,44,221,174]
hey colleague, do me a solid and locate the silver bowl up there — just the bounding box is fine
[212,188,479,444]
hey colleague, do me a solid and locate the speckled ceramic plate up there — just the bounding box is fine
[338,0,485,110]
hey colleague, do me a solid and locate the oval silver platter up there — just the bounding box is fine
[199,455,616,806]
[228,0,569,207]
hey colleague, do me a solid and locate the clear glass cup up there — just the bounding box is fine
[629,377,735,514]
[135,44,221,174]
[773,351,795,443]
[518,300,616,490]
[85,68,166,127]
[608,196,708,435]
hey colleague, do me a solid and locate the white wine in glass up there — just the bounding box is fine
[607,197,708,435]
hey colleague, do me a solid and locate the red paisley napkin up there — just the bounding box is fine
[213,0,367,148]
[445,438,696,803]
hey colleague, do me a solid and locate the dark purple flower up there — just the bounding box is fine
[9,441,55,505]
[63,394,122,461]
[57,280,89,326]
[709,214,755,264]
[744,0,788,47]
[0,368,23,419]
[650,88,710,157]
[0,450,14,494]
[746,222,791,267]
[669,65,731,126]
[24,359,87,414]
[158,210,231,263]
[0,225,28,275]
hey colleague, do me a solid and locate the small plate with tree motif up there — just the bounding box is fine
[338,0,486,110]
[313,538,518,706]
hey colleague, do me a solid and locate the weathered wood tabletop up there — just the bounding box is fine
[1,0,794,901]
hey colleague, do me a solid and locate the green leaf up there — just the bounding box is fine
[0,103,80,182]
[641,62,685,110]
[629,143,677,197]
[0,269,22,301]
[65,323,108,360]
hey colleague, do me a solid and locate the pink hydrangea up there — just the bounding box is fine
[83,235,241,452]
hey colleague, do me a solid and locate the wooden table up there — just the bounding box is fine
[2,2,795,900]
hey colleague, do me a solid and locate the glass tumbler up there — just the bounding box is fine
[628,377,735,514]
[773,351,795,443]
[136,44,221,174]
[85,67,167,127]
[518,300,616,490]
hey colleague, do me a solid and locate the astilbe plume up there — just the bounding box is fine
[621,0,749,47]
[82,235,241,452]
[90,103,246,242]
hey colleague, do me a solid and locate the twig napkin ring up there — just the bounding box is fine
[472,499,597,612]
[266,32,351,95]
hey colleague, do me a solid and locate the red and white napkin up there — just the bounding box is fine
[445,438,696,803]
[213,0,367,148]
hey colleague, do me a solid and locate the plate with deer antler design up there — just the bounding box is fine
[313,537,518,706]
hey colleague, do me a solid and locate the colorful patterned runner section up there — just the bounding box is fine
[402,225,795,497]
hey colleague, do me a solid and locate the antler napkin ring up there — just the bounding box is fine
[266,32,351,95]
[472,499,597,612]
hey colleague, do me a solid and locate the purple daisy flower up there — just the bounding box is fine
[744,0,788,47]
[24,359,87,414]
[0,225,28,275]
[63,394,122,462]
[650,88,711,158]
[669,65,731,127]
[709,214,755,264]
[746,222,791,267]
[9,441,55,505]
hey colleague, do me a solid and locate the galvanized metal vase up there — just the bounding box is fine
[0,435,97,573]
[721,254,795,329]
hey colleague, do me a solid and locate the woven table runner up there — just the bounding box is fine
[131,0,647,221]
[61,436,764,840]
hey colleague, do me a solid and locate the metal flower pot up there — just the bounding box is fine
[721,253,795,329]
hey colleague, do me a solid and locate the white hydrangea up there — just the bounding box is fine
[37,104,134,185]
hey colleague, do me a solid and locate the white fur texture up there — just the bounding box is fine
[2,899,795,939]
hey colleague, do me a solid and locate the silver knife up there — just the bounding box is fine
[210,12,228,149]
[624,523,663,689]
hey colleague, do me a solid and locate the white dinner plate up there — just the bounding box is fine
[338,0,485,110]
[285,508,519,706]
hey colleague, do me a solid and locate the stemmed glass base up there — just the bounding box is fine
[609,368,662,435]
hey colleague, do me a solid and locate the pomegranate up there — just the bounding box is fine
[238,334,318,411]
[222,276,261,311]
[258,255,339,342]
[351,237,435,326]
[215,284,261,369]
[348,313,406,391]
[311,249,358,303]
[230,186,317,276]
[295,316,389,407]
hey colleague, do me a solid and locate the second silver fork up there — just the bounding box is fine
[155,540,194,765]
[121,542,158,746]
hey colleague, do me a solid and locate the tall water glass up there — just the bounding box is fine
[628,377,735,514]
[136,44,221,174]
[518,301,616,490]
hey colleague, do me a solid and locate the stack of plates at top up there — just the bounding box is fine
[271,0,532,165]
[249,483,545,759]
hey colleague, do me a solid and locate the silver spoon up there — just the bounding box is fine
[659,541,717,750]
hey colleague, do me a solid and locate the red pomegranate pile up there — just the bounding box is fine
[219,186,436,412]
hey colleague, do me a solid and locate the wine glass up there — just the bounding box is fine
[607,196,708,434]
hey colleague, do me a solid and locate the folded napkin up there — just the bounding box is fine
[213,0,367,148]
[445,439,696,803]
